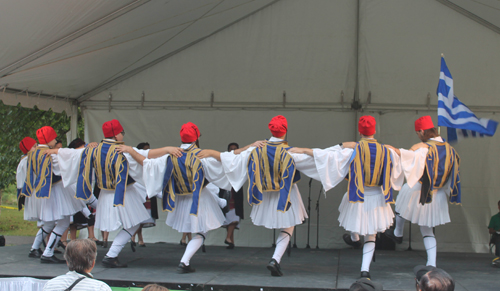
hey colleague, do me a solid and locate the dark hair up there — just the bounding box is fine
[68,138,86,149]
[137,142,150,149]
[227,142,239,151]
[419,269,454,291]
[497,200,500,206]
[55,139,62,145]
[422,128,439,142]
[64,239,97,273]
[142,284,170,291]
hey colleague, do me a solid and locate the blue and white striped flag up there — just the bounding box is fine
[437,57,497,143]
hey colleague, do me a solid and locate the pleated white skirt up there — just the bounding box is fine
[395,183,451,228]
[249,184,308,230]
[24,196,41,221]
[222,209,240,228]
[338,187,394,236]
[95,184,150,232]
[38,182,86,222]
[166,184,225,234]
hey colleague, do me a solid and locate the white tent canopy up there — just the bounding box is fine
[1,0,499,252]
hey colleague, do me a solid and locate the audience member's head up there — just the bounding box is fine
[142,284,170,291]
[349,278,383,291]
[64,239,97,273]
[55,139,63,149]
[68,138,86,149]
[137,142,150,150]
[414,265,454,291]
[227,142,239,151]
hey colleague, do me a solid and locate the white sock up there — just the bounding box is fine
[394,214,405,237]
[272,227,294,263]
[218,198,227,208]
[361,234,376,272]
[106,224,141,258]
[81,207,91,218]
[32,221,55,250]
[87,195,98,209]
[421,226,437,267]
[43,217,70,257]
[180,233,205,266]
[351,232,360,242]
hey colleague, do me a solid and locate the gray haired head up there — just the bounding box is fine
[64,239,97,273]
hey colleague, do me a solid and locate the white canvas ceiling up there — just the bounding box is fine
[1,0,500,252]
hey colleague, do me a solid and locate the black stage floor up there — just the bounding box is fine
[0,241,498,291]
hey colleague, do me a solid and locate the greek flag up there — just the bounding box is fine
[437,57,497,142]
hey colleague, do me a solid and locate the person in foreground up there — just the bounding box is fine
[488,200,500,267]
[414,265,454,291]
[42,239,112,291]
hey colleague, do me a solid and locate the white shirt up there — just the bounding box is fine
[42,271,111,291]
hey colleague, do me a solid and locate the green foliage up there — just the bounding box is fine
[0,207,39,236]
[0,101,84,192]
[2,184,18,206]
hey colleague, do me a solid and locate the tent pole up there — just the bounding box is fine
[70,102,78,141]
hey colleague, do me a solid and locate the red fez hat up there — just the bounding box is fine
[414,116,435,131]
[36,126,57,144]
[358,115,376,136]
[268,115,288,137]
[19,137,37,154]
[180,122,200,143]
[102,119,124,138]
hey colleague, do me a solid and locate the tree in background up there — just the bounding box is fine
[0,101,84,203]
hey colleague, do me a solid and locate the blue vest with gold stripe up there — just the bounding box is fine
[419,140,461,205]
[160,144,205,216]
[22,146,62,199]
[347,139,393,203]
[247,140,301,212]
[77,140,133,206]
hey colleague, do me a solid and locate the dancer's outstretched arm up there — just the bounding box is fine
[116,145,182,165]
[198,140,266,161]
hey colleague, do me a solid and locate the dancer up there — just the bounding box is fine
[118,122,253,273]
[293,116,403,279]
[385,116,460,268]
[23,126,87,263]
[219,142,245,249]
[199,115,354,276]
[46,119,176,268]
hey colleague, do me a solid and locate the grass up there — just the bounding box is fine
[0,184,39,236]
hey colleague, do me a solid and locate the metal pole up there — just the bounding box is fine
[306,178,312,249]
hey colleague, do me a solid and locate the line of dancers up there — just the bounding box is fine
[16,114,460,279]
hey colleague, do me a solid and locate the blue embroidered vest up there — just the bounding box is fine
[77,140,132,206]
[161,144,206,216]
[347,139,393,203]
[419,140,461,205]
[247,140,301,212]
[22,146,62,199]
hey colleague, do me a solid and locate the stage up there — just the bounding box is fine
[0,240,497,291]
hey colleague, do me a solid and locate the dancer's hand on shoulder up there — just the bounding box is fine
[410,142,428,151]
[116,145,134,154]
[251,140,266,148]
[86,142,98,148]
[165,147,183,158]
[44,149,59,156]
[198,149,217,159]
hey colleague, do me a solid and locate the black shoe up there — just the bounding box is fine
[41,255,66,264]
[57,241,66,249]
[138,242,146,247]
[267,259,283,276]
[54,248,62,254]
[102,241,108,248]
[226,243,235,249]
[102,256,127,268]
[28,248,43,258]
[343,234,362,249]
[180,240,187,246]
[360,271,371,279]
[177,262,196,273]
[384,229,403,244]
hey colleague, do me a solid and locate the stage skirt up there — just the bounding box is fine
[24,196,41,222]
[249,184,307,230]
[338,186,394,236]
[95,184,150,232]
[38,182,86,222]
[222,209,240,229]
[395,183,450,228]
[166,184,225,234]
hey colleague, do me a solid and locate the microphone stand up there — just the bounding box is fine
[306,178,312,249]
[315,186,323,249]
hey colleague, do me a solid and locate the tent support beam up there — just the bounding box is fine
[436,0,500,35]
[76,0,280,103]
[0,0,151,78]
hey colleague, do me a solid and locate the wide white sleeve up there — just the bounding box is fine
[290,153,320,181]
[399,147,429,188]
[312,145,354,192]
[389,148,404,191]
[200,157,231,191]
[57,148,85,188]
[142,154,169,198]
[219,147,254,191]
[123,148,149,185]
[16,158,28,189]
